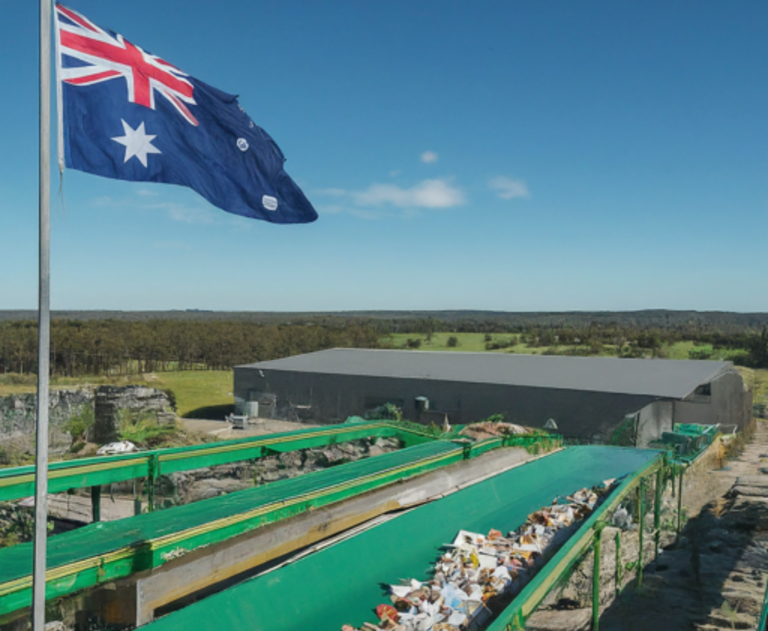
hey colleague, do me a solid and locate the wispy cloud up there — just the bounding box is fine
[226,215,256,231]
[90,196,119,208]
[314,188,347,197]
[353,179,464,209]
[488,176,530,200]
[420,151,439,164]
[136,189,159,197]
[148,202,215,224]
[317,204,345,215]
[90,194,216,224]
[314,178,464,218]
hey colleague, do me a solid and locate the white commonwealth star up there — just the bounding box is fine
[111,120,161,167]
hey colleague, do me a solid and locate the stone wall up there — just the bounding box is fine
[0,388,93,457]
[93,386,174,444]
[0,385,175,456]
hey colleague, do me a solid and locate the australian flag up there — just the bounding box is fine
[55,4,318,224]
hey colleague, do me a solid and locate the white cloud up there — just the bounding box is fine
[420,151,439,164]
[317,204,345,215]
[315,188,347,197]
[317,204,384,220]
[353,179,464,209]
[90,196,119,208]
[488,176,530,200]
[136,188,159,197]
[146,202,215,224]
[90,194,215,224]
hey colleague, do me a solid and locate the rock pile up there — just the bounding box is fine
[343,481,618,631]
[164,437,401,504]
[458,423,534,442]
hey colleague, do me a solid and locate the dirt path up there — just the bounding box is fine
[599,421,768,631]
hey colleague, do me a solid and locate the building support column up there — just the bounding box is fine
[615,529,622,596]
[91,485,101,523]
[676,466,684,544]
[637,478,645,589]
[592,526,603,631]
[654,466,663,560]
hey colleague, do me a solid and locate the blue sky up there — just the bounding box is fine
[2,1,766,312]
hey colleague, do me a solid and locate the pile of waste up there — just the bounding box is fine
[341,480,618,631]
[458,422,534,441]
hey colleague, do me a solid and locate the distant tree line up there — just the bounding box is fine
[2,315,767,377]
[374,317,768,368]
[0,319,380,377]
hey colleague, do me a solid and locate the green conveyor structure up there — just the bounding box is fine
[0,420,434,504]
[0,434,518,617]
[140,446,663,631]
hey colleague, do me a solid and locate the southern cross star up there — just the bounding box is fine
[111,120,161,167]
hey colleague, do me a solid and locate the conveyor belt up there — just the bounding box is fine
[140,446,662,631]
[0,420,433,503]
[0,437,473,617]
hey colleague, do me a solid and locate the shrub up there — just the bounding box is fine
[688,346,713,360]
[116,409,179,448]
[162,388,178,412]
[365,402,403,422]
[447,336,459,348]
[64,406,95,443]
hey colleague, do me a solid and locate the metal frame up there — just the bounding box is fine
[0,435,530,618]
[0,421,432,505]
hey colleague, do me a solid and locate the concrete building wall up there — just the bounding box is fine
[234,362,751,445]
[636,401,674,448]
[234,367,658,442]
[674,369,752,431]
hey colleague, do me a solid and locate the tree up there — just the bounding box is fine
[746,327,768,368]
[447,336,459,348]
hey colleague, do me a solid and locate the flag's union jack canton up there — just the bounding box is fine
[55,4,317,224]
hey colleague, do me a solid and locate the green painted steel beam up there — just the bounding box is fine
[592,527,603,631]
[485,452,664,631]
[0,421,426,503]
[0,453,150,503]
[0,437,516,617]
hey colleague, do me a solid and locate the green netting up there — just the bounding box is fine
[653,422,717,461]
[0,420,414,502]
[0,440,460,587]
[672,423,717,437]
[142,446,660,631]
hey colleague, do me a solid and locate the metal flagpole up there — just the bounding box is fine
[33,0,52,627]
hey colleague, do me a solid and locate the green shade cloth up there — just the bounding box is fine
[143,446,659,631]
[0,439,459,586]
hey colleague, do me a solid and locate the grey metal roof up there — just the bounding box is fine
[238,349,731,399]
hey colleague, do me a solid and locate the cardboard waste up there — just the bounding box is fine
[342,479,619,631]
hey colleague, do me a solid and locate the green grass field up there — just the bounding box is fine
[384,332,540,354]
[0,370,234,418]
[383,332,745,361]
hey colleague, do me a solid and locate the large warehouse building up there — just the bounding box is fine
[234,349,752,446]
